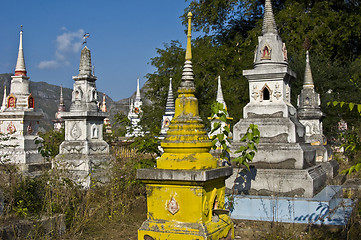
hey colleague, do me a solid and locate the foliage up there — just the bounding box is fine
[130,134,161,160]
[138,104,163,135]
[37,128,65,159]
[210,101,260,170]
[145,0,361,138]
[233,124,260,170]
[328,94,361,175]
[0,145,151,238]
[210,101,232,165]
[113,112,131,137]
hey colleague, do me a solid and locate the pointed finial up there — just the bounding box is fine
[216,76,225,104]
[135,78,141,101]
[185,12,192,61]
[15,25,27,76]
[303,50,314,88]
[262,0,278,35]
[101,93,107,112]
[60,85,64,104]
[165,78,175,114]
[78,46,92,75]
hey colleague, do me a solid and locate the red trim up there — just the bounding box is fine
[15,71,27,76]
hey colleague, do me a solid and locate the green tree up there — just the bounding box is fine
[145,0,361,138]
[113,112,130,137]
[37,129,65,158]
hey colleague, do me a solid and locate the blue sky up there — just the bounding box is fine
[0,0,194,101]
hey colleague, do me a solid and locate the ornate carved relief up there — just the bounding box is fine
[7,94,16,108]
[89,145,107,153]
[167,196,179,215]
[71,123,81,139]
[203,196,210,217]
[260,43,271,60]
[74,88,83,101]
[286,86,290,101]
[27,122,33,135]
[63,145,84,153]
[251,85,259,100]
[28,94,34,108]
[7,121,16,134]
[273,83,282,100]
[162,117,171,128]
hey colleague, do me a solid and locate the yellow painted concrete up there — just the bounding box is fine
[138,11,234,240]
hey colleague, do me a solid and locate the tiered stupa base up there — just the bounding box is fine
[137,168,234,240]
[55,152,110,187]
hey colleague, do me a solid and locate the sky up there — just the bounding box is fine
[0,0,195,101]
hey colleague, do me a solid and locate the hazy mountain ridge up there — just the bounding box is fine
[0,73,149,132]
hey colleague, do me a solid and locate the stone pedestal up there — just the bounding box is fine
[0,110,47,173]
[55,111,110,187]
[226,165,326,198]
[137,168,233,240]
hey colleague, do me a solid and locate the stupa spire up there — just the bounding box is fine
[185,12,192,61]
[262,0,278,35]
[157,12,216,170]
[135,78,141,101]
[216,76,226,106]
[57,86,65,112]
[60,86,64,105]
[179,12,196,92]
[165,78,175,115]
[303,50,314,88]
[78,46,92,76]
[15,25,27,76]
[101,94,107,112]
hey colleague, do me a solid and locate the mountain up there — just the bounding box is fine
[0,73,149,132]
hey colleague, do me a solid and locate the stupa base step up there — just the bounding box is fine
[226,165,327,198]
[138,216,233,240]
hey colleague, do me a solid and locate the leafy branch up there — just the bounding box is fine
[209,101,260,170]
[327,101,361,114]
[210,102,231,161]
[328,98,361,175]
[233,124,260,171]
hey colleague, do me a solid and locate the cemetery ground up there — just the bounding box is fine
[0,147,361,239]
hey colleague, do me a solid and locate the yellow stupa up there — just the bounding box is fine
[137,12,234,240]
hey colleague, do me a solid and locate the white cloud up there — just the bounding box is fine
[37,28,85,69]
[56,29,84,53]
[37,60,59,69]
